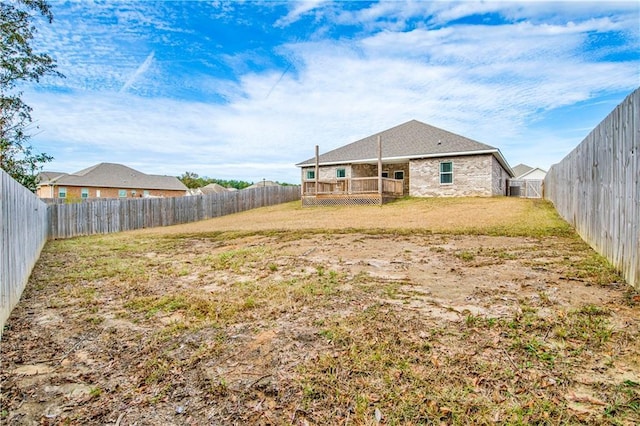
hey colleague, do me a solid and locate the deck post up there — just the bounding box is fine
[315,145,319,195]
[377,135,382,205]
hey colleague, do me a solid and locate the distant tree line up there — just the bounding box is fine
[178,171,295,189]
[178,172,250,189]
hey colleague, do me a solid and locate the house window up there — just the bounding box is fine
[96,190,101,198]
[381,171,389,178]
[440,162,453,184]
[394,171,404,180]
[336,168,346,179]
[58,187,67,198]
[81,188,89,198]
[306,170,315,180]
[143,190,150,197]
[118,189,127,198]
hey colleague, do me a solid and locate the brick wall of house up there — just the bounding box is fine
[301,166,351,181]
[491,156,509,196]
[38,185,185,199]
[351,164,375,178]
[351,163,409,186]
[409,154,499,197]
[36,185,55,198]
[319,165,351,180]
[302,156,509,198]
[386,163,410,194]
[303,163,410,194]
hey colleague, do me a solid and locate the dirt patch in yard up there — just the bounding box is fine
[1,199,639,425]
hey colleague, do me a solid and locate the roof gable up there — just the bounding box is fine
[200,183,229,194]
[38,171,67,183]
[39,163,187,191]
[245,180,281,189]
[512,164,534,177]
[512,163,547,179]
[298,120,499,164]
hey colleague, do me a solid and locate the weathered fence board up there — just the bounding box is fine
[47,186,301,239]
[1,170,48,336]
[545,88,639,289]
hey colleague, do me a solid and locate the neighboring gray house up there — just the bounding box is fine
[188,183,231,196]
[296,120,514,205]
[509,163,547,198]
[512,164,547,180]
[245,180,281,189]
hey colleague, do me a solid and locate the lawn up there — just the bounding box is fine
[1,197,638,425]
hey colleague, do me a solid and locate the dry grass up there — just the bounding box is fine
[1,197,638,425]
[137,197,572,237]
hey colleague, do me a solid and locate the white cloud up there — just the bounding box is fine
[24,1,640,184]
[332,0,640,30]
[274,0,329,27]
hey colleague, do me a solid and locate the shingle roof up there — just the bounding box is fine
[38,163,187,191]
[512,164,547,179]
[245,180,281,189]
[38,171,67,182]
[296,119,513,176]
[512,164,534,178]
[200,183,229,194]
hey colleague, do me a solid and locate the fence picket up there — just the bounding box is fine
[545,88,639,289]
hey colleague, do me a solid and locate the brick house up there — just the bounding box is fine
[296,120,514,205]
[36,163,187,199]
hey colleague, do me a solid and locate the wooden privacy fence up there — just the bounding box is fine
[1,170,49,336]
[48,185,301,239]
[545,87,639,290]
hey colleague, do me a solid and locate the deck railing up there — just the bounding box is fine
[302,177,403,197]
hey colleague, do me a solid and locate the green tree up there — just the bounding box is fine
[178,172,254,190]
[1,0,62,191]
[178,171,206,189]
[212,178,252,190]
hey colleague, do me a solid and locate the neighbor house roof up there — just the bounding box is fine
[512,164,533,177]
[245,180,281,189]
[512,163,547,179]
[38,171,67,182]
[38,163,187,191]
[200,183,229,194]
[296,119,514,176]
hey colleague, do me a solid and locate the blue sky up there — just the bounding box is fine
[23,0,640,183]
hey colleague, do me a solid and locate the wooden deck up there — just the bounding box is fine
[301,177,404,206]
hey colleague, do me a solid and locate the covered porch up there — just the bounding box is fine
[301,176,404,206]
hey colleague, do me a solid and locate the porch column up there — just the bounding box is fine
[377,135,382,204]
[315,145,319,195]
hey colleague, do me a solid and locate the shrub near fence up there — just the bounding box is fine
[1,170,49,336]
[48,185,301,239]
[545,88,639,290]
